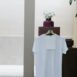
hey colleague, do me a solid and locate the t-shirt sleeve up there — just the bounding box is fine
[32,38,39,54]
[62,39,68,54]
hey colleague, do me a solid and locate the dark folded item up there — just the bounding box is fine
[43,20,54,27]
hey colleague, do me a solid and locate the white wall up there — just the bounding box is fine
[0,0,24,36]
[0,37,24,65]
[72,0,77,47]
[0,0,24,65]
[35,0,76,38]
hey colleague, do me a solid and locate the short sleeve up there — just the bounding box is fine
[32,38,39,54]
[62,39,68,54]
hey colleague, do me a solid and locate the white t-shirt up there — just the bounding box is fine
[32,34,68,77]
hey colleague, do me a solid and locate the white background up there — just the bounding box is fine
[0,0,24,36]
[35,0,76,38]
[0,0,24,65]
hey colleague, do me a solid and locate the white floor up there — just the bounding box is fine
[0,65,23,77]
[0,76,23,77]
[0,36,24,76]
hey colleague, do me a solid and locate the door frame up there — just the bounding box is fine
[24,0,35,77]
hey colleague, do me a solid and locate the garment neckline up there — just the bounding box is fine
[42,34,57,37]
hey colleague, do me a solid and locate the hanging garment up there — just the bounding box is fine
[32,34,68,77]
